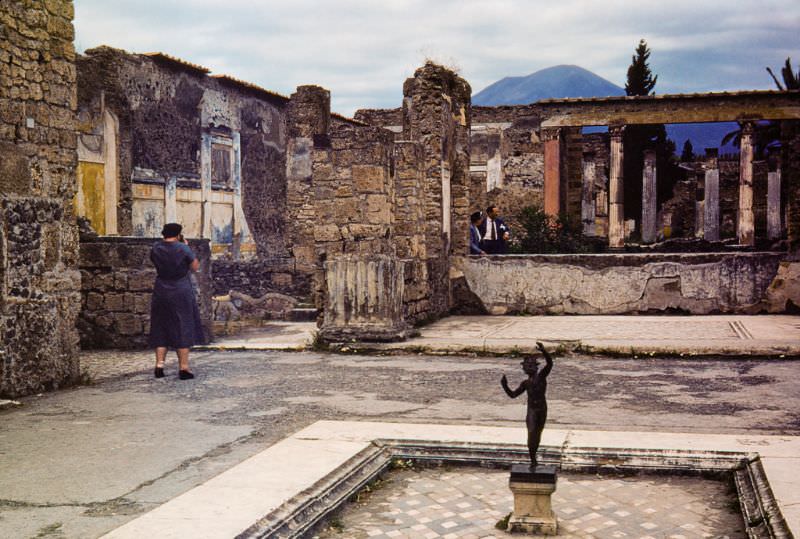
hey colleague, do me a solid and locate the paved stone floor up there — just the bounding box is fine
[202,315,800,357]
[317,467,744,539]
[2,349,799,537]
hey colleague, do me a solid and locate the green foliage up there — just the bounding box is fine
[510,205,595,254]
[495,512,512,530]
[767,57,799,90]
[720,121,781,160]
[680,139,694,162]
[625,39,657,96]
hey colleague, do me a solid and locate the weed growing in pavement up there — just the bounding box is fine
[495,512,512,530]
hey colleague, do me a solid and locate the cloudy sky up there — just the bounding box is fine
[73,0,799,116]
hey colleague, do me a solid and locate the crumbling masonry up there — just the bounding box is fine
[1,0,81,396]
[3,0,800,397]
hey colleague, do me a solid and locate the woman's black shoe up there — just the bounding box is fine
[154,367,165,378]
[179,370,195,380]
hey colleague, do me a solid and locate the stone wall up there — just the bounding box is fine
[78,237,212,348]
[402,63,471,316]
[454,252,785,315]
[1,0,82,397]
[76,46,288,258]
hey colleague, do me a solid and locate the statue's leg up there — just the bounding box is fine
[527,429,538,468]
[527,406,548,469]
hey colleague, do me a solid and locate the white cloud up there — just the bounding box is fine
[73,0,800,115]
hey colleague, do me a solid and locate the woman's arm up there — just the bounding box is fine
[190,258,200,272]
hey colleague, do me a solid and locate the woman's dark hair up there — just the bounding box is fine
[470,211,483,223]
[162,223,183,239]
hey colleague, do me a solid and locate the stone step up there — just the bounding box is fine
[288,307,319,322]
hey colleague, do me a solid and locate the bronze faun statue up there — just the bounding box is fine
[501,341,554,469]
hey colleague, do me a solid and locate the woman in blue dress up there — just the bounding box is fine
[149,223,203,380]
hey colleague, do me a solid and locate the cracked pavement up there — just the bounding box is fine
[2,349,799,538]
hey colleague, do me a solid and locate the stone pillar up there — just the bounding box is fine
[402,62,471,317]
[164,175,177,223]
[508,465,558,535]
[694,171,705,238]
[200,132,213,238]
[704,148,720,242]
[768,168,782,240]
[738,121,755,246]
[286,85,331,273]
[320,254,410,342]
[542,128,562,217]
[581,152,596,236]
[608,125,625,248]
[641,149,657,243]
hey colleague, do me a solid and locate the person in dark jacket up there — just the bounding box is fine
[479,205,511,254]
[149,223,203,380]
[469,211,486,255]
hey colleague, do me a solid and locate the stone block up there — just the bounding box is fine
[314,224,341,242]
[134,294,151,314]
[0,141,32,195]
[114,273,129,290]
[508,465,558,535]
[128,270,155,291]
[271,272,293,288]
[86,291,103,310]
[352,165,386,193]
[104,293,124,311]
[115,313,142,335]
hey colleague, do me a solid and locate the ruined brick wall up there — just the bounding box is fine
[0,0,82,397]
[353,108,403,132]
[211,257,309,299]
[310,122,396,307]
[78,237,212,349]
[284,85,330,299]
[659,179,697,238]
[393,141,432,323]
[402,63,471,317]
[76,47,288,256]
[719,156,740,239]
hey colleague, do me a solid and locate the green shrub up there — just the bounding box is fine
[509,205,598,254]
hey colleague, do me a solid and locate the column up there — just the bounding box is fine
[738,121,755,246]
[231,131,246,259]
[704,148,720,242]
[542,127,561,217]
[581,152,596,236]
[102,109,119,235]
[286,85,331,272]
[694,171,705,238]
[641,149,657,243]
[767,167,782,240]
[608,125,625,248]
[164,175,177,224]
[200,132,213,239]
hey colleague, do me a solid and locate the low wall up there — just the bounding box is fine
[79,237,213,349]
[211,256,311,299]
[454,252,786,315]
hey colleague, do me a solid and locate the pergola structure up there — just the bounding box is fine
[537,90,800,247]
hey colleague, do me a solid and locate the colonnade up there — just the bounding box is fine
[543,121,780,247]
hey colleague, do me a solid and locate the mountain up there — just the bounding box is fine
[473,65,624,106]
[473,65,738,154]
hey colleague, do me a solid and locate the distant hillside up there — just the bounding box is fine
[473,65,624,105]
[474,65,738,154]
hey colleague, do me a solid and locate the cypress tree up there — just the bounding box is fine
[625,39,658,96]
[620,39,680,229]
[680,140,694,162]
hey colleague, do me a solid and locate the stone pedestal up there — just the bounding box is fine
[320,254,411,342]
[507,464,557,535]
